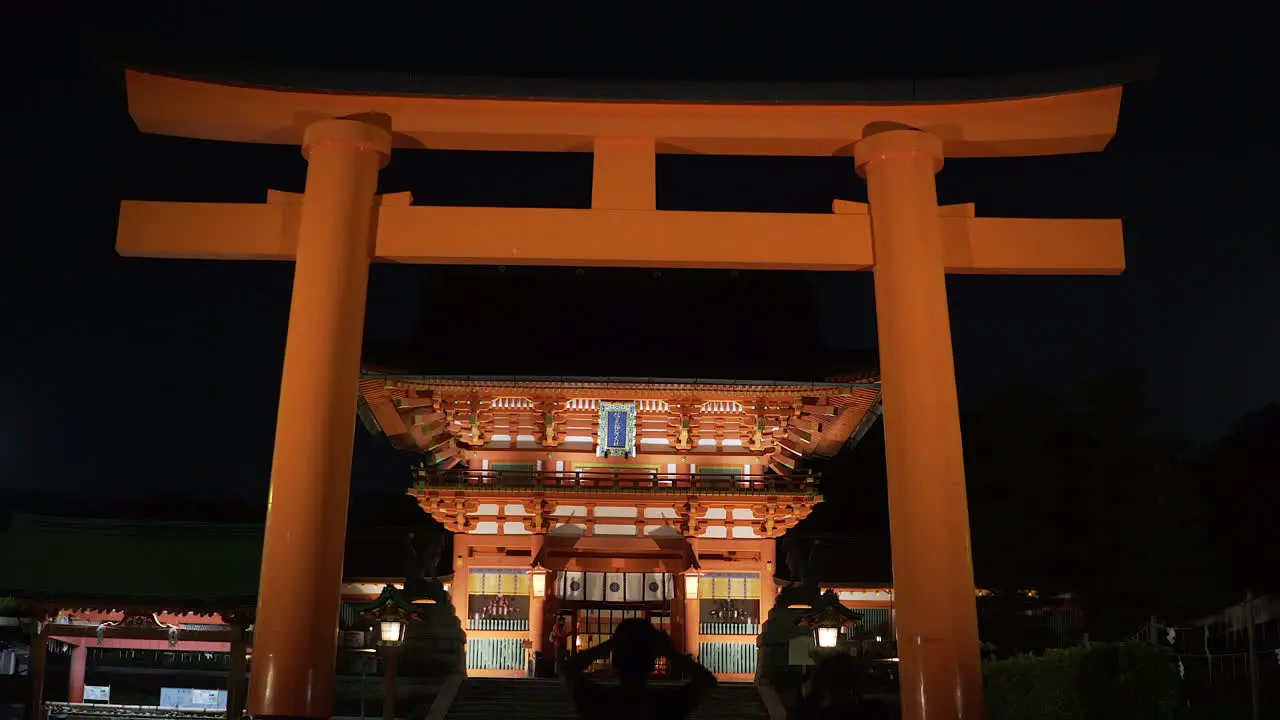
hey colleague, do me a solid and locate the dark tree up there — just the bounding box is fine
[1178,404,1280,612]
[963,369,1190,639]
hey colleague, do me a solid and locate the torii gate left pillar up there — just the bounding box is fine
[247,116,392,720]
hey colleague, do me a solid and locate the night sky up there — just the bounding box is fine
[2,5,1276,503]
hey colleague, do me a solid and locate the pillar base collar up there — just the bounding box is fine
[303,116,394,166]
[854,128,944,176]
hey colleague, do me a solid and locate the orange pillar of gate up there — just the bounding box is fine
[529,534,548,658]
[67,645,86,704]
[856,128,983,720]
[758,537,777,623]
[248,116,392,720]
[451,534,472,634]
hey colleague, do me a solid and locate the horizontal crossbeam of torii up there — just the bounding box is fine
[114,69,1126,720]
[118,194,1123,274]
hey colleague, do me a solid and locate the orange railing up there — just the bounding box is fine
[412,469,817,495]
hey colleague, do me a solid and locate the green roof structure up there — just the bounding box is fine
[0,514,263,609]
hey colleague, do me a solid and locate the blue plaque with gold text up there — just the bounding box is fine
[596,402,638,458]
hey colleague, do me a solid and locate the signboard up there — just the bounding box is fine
[190,690,220,706]
[596,402,637,458]
[787,636,817,666]
[83,686,111,702]
[161,688,227,710]
[339,630,368,649]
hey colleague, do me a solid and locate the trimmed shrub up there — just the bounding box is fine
[984,642,1182,720]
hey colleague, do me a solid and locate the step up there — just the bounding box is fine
[444,678,576,720]
[688,683,771,720]
[443,678,772,720]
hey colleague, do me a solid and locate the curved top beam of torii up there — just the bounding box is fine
[116,70,1127,275]
[122,69,1122,158]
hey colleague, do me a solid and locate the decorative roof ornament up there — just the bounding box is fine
[793,595,863,633]
[92,613,183,647]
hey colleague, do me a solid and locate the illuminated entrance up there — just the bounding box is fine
[554,571,676,673]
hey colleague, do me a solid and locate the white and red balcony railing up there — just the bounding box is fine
[411,468,818,496]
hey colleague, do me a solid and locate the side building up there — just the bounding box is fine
[0,516,463,720]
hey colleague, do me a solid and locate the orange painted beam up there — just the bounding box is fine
[125,70,1122,158]
[374,206,873,270]
[118,202,1124,274]
[117,201,300,261]
[943,217,1125,275]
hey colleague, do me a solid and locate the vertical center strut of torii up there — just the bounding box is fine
[115,70,1126,720]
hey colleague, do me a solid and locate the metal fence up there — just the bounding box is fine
[465,637,526,672]
[1135,594,1279,720]
[466,618,529,631]
[700,622,760,636]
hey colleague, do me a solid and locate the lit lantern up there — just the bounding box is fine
[530,564,549,599]
[684,570,701,599]
[379,619,406,645]
[357,585,421,648]
[356,583,428,720]
[815,625,840,649]
[806,605,850,651]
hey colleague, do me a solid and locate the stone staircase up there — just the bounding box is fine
[444,678,577,719]
[688,682,771,719]
[441,677,773,719]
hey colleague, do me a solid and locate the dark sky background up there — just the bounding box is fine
[1,4,1276,505]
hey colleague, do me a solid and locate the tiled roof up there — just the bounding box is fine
[0,514,263,609]
[361,373,878,395]
[356,372,883,471]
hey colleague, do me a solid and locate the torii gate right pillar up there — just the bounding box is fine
[857,128,983,720]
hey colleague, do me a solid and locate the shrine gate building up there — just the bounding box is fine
[357,372,882,679]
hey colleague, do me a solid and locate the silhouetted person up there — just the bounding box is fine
[561,618,716,719]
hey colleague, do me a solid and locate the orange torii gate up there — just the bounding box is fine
[115,69,1125,720]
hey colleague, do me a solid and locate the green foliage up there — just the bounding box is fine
[962,370,1194,636]
[984,643,1183,720]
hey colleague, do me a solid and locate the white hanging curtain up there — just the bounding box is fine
[643,573,666,601]
[605,572,626,602]
[624,573,646,602]
[557,571,586,600]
